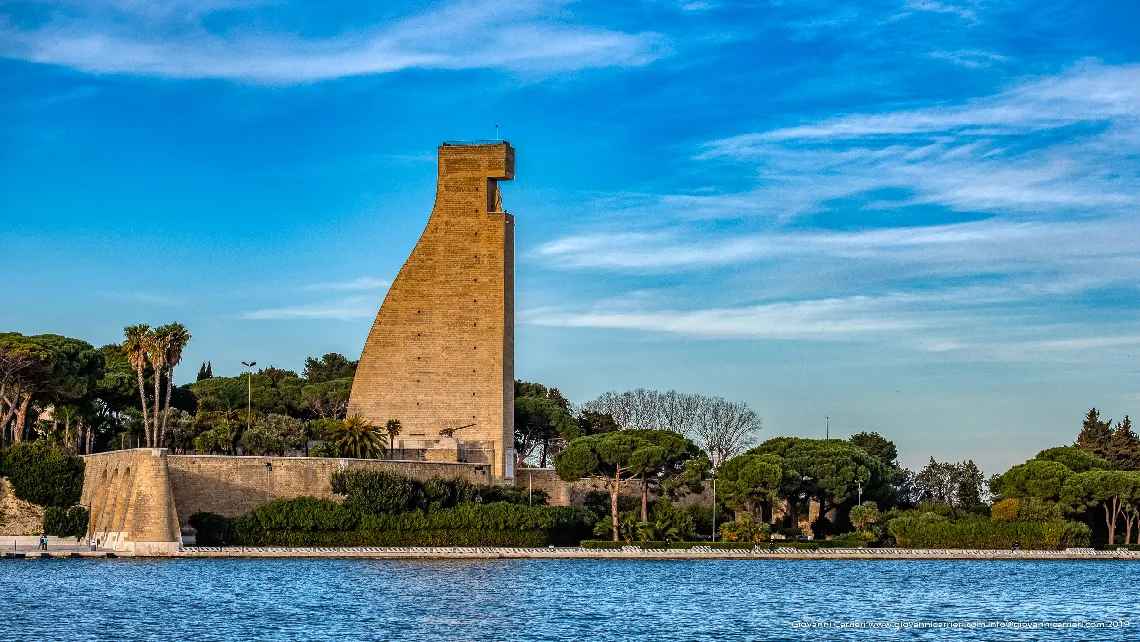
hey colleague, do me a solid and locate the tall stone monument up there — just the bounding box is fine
[348,141,515,480]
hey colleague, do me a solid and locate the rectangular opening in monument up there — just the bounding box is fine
[486,179,501,213]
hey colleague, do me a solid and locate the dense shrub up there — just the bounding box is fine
[830,531,875,547]
[188,512,233,546]
[888,513,1091,549]
[990,498,1020,522]
[3,441,85,507]
[718,514,770,542]
[579,540,761,550]
[249,497,358,532]
[192,498,593,547]
[331,468,548,515]
[42,506,89,538]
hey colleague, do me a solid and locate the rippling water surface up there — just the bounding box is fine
[1,558,1136,640]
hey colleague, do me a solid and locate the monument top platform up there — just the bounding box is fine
[441,140,512,146]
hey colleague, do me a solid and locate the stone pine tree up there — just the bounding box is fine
[1076,408,1114,460]
[556,431,673,541]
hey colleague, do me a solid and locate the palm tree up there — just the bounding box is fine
[123,324,152,446]
[385,419,402,459]
[328,415,385,459]
[157,322,191,447]
[146,326,170,446]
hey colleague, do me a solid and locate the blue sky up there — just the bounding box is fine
[2,0,1138,474]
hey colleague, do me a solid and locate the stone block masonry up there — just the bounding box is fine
[81,449,181,555]
[81,450,502,539]
[349,142,516,480]
[166,454,494,525]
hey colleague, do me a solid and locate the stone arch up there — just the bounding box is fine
[87,467,110,539]
[111,466,134,536]
[96,468,120,537]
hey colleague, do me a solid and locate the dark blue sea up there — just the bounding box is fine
[1,558,1135,640]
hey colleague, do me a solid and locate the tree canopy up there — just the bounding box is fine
[747,437,885,525]
[303,353,359,383]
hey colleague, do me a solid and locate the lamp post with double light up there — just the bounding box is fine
[241,361,256,434]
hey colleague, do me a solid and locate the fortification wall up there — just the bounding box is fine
[349,142,516,480]
[82,449,180,554]
[166,455,494,526]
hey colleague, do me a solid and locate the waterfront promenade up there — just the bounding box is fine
[4,543,1140,561]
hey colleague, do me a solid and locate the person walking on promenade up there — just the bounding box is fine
[40,534,47,551]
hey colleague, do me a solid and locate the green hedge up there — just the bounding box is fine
[256,529,553,547]
[888,515,1091,549]
[331,469,547,515]
[190,499,593,547]
[579,540,761,550]
[43,506,89,538]
[2,441,85,507]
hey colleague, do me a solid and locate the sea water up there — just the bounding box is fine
[1,558,1134,640]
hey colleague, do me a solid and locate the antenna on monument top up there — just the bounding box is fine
[495,124,500,140]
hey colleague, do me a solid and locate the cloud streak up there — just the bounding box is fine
[242,295,381,320]
[0,0,665,82]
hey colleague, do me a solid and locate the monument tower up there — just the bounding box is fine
[348,141,515,480]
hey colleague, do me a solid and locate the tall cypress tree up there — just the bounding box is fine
[1076,408,1114,459]
[196,361,213,381]
[1108,416,1140,470]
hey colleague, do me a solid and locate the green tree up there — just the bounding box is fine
[624,429,701,522]
[2,441,85,507]
[241,413,307,456]
[992,460,1074,503]
[328,415,385,459]
[156,322,191,446]
[303,353,358,383]
[718,452,783,519]
[514,395,578,467]
[300,377,353,419]
[748,437,885,528]
[914,458,985,509]
[0,333,52,445]
[578,410,621,435]
[1062,470,1140,545]
[1108,416,1140,471]
[555,431,674,541]
[849,502,879,531]
[196,361,213,381]
[1033,446,1112,473]
[1075,407,1114,459]
[385,419,402,458]
[123,324,154,445]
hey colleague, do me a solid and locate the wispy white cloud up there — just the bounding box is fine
[301,277,390,292]
[525,294,927,339]
[904,0,978,24]
[98,290,182,306]
[531,217,1139,276]
[704,62,1140,144]
[0,0,665,82]
[929,49,1010,68]
[242,295,380,320]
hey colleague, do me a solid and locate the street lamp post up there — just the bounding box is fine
[241,361,256,434]
[709,470,718,542]
[857,480,863,506]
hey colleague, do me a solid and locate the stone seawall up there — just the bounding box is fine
[166,455,495,525]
